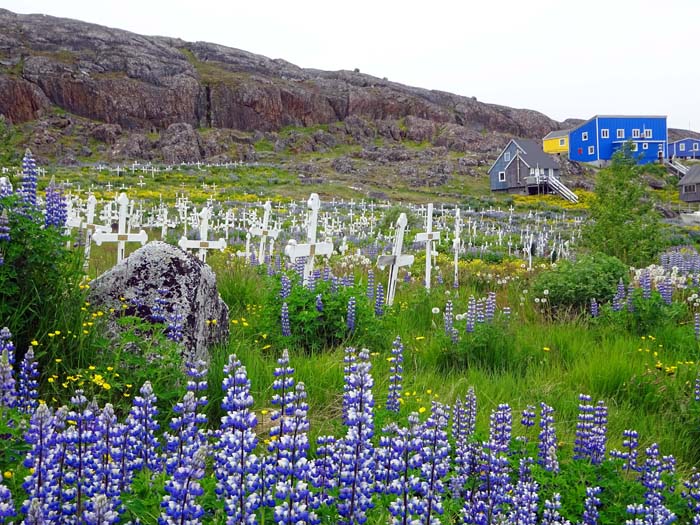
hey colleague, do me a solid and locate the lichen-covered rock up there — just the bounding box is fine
[88,241,229,361]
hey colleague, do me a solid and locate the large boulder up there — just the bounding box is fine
[88,241,229,360]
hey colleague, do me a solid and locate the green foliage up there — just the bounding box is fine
[597,289,689,335]
[0,195,88,359]
[0,118,22,164]
[378,205,420,234]
[532,253,628,311]
[583,146,665,266]
[253,139,275,152]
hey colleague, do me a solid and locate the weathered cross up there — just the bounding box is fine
[93,193,148,264]
[284,193,333,285]
[377,213,414,307]
[453,208,462,287]
[178,207,226,263]
[414,203,441,290]
[249,200,280,263]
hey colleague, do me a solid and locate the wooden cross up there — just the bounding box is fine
[414,203,441,290]
[178,207,226,263]
[249,200,280,263]
[284,193,333,285]
[93,193,148,264]
[377,213,414,306]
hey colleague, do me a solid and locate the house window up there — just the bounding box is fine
[549,168,553,177]
[498,171,506,182]
[530,168,535,175]
[644,129,652,138]
[684,184,697,193]
[642,143,649,150]
[582,132,589,141]
[559,138,565,146]
[632,129,641,138]
[680,144,686,151]
[631,143,638,151]
[694,143,699,151]
[588,145,595,155]
[504,152,511,162]
[617,129,625,138]
[601,129,609,139]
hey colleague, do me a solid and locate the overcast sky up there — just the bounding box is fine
[5,0,699,131]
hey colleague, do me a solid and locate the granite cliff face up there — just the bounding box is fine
[0,8,561,158]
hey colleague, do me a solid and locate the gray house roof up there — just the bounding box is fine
[512,139,559,170]
[543,130,570,140]
[679,165,700,185]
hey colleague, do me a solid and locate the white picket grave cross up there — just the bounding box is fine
[414,203,440,290]
[453,208,462,287]
[284,193,333,285]
[93,193,148,264]
[377,213,413,307]
[178,207,226,263]
[69,195,111,269]
[236,232,253,261]
[249,200,280,263]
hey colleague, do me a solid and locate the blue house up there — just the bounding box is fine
[668,138,700,159]
[568,115,667,166]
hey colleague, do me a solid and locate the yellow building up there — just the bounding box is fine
[542,130,570,154]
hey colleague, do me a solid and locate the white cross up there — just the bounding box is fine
[453,208,462,287]
[338,236,349,256]
[178,207,226,262]
[377,213,414,307]
[137,176,145,188]
[249,200,280,263]
[93,193,148,264]
[284,193,333,285]
[414,203,440,290]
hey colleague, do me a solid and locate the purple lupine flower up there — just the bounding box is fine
[415,402,450,525]
[538,402,559,473]
[21,149,39,208]
[581,486,602,525]
[0,481,16,524]
[0,348,16,410]
[90,404,125,509]
[612,279,625,312]
[506,479,539,525]
[0,210,9,242]
[280,274,292,300]
[695,372,700,401]
[518,456,534,484]
[542,492,571,525]
[272,382,316,525]
[367,270,375,301]
[387,412,423,525]
[626,284,635,312]
[591,298,599,318]
[681,468,700,524]
[591,400,608,465]
[640,270,652,299]
[485,292,496,322]
[637,443,676,525]
[386,336,404,413]
[519,405,536,444]
[84,493,118,525]
[466,296,476,333]
[281,302,291,337]
[695,313,700,341]
[451,393,479,499]
[44,179,67,228]
[610,429,640,473]
[346,296,356,333]
[489,404,512,454]
[215,354,261,524]
[337,348,375,525]
[476,298,485,324]
[444,301,454,338]
[22,403,56,518]
[24,499,45,525]
[660,278,673,305]
[17,347,40,414]
[574,394,595,461]
[315,294,324,313]
[159,446,207,525]
[464,386,477,437]
[164,391,207,476]
[322,265,330,281]
[37,406,68,523]
[374,423,400,495]
[375,283,385,317]
[309,436,338,510]
[125,381,161,475]
[0,176,11,198]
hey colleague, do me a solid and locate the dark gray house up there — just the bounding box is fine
[679,165,700,203]
[489,139,559,193]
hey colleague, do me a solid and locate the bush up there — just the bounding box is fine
[532,253,628,311]
[597,289,689,335]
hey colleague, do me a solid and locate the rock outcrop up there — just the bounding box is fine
[88,241,229,360]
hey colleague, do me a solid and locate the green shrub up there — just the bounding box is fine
[597,289,689,335]
[532,253,628,311]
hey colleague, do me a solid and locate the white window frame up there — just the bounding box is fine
[588,145,595,155]
[601,128,609,139]
[631,143,638,151]
[559,138,565,146]
[582,131,589,141]
[684,184,696,194]
[680,143,686,151]
[498,171,506,182]
[632,129,641,138]
[694,143,699,151]
[504,152,511,162]
[617,129,625,138]
[644,129,652,139]
[642,143,649,150]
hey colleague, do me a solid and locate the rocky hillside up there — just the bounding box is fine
[0,8,565,164]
